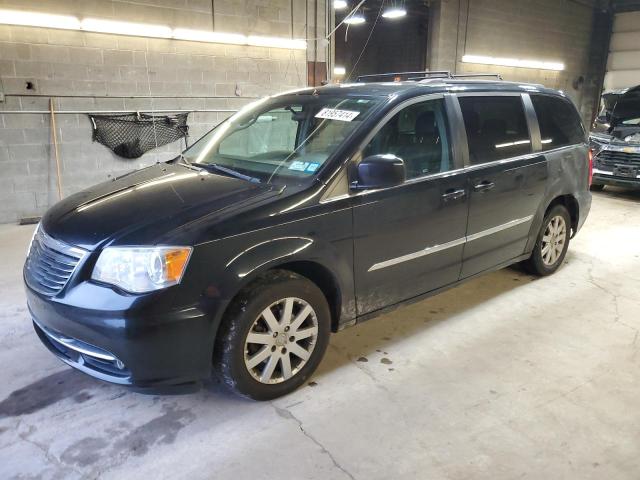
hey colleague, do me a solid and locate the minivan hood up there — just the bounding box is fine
[602,85,640,126]
[42,163,278,250]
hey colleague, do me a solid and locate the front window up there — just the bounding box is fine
[183,94,382,184]
[362,98,452,179]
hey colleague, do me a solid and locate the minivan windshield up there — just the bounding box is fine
[182,94,382,184]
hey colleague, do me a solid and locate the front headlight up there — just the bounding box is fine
[92,246,192,293]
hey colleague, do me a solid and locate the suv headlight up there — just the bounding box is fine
[92,246,192,293]
[27,222,40,258]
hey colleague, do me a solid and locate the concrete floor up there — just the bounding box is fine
[1,188,639,480]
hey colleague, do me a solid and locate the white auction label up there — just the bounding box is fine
[315,108,360,122]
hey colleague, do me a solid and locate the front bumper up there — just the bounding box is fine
[26,281,220,393]
[593,168,640,188]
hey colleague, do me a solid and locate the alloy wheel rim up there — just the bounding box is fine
[541,215,567,266]
[244,297,318,384]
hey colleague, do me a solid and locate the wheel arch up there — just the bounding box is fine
[274,261,343,332]
[219,260,344,335]
[546,194,579,236]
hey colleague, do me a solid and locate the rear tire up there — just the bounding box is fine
[214,270,331,400]
[523,204,571,276]
[590,184,605,191]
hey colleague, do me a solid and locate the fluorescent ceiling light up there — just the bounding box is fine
[334,0,348,9]
[81,18,172,38]
[0,9,80,30]
[334,66,346,75]
[0,10,307,50]
[382,8,407,19]
[172,30,306,49]
[462,54,565,71]
[247,35,307,50]
[173,28,247,45]
[344,14,366,24]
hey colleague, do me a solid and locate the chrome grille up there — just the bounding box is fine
[596,150,640,169]
[24,227,86,296]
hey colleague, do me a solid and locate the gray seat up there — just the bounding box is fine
[398,111,442,178]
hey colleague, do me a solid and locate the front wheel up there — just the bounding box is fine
[590,184,605,192]
[523,204,571,276]
[214,270,331,400]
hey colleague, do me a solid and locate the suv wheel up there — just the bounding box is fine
[214,270,330,400]
[524,204,571,276]
[590,184,605,192]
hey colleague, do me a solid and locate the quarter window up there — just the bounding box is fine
[531,95,585,150]
[459,96,532,164]
[362,98,452,179]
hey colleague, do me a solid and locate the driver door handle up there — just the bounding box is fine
[473,181,495,192]
[441,189,466,201]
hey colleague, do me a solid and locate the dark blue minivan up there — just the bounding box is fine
[25,74,592,399]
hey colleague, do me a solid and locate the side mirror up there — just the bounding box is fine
[352,154,406,190]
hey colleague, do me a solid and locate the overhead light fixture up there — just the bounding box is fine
[462,54,565,71]
[247,35,307,50]
[81,18,172,38]
[0,9,307,50]
[0,9,80,30]
[344,13,366,24]
[382,7,407,19]
[334,66,346,76]
[334,0,348,9]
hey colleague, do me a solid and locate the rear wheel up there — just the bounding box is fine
[590,184,605,191]
[214,270,330,400]
[523,204,571,276]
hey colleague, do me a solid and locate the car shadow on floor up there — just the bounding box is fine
[594,186,640,203]
[309,265,537,382]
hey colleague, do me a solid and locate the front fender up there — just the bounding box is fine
[226,236,314,279]
[218,234,356,327]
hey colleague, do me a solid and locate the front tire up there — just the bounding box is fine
[523,204,571,276]
[590,184,605,192]
[214,270,331,400]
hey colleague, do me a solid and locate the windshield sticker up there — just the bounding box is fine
[288,161,322,174]
[305,162,320,172]
[315,108,360,122]
[289,161,310,171]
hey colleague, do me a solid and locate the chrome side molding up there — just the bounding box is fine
[368,215,534,272]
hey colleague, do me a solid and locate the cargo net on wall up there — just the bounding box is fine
[89,112,189,159]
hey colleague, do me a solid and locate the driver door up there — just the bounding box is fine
[352,95,470,315]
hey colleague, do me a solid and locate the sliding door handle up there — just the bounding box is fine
[441,189,466,201]
[473,181,495,192]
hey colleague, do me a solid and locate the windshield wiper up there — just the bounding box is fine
[170,154,201,171]
[200,163,261,183]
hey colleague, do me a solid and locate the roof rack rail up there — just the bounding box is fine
[450,73,504,80]
[355,70,504,83]
[355,70,451,82]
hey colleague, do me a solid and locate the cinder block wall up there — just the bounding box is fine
[0,0,323,224]
[428,0,605,126]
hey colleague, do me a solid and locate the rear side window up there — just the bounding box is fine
[531,95,585,150]
[459,96,532,164]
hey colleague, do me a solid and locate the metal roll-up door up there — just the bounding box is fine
[605,11,640,90]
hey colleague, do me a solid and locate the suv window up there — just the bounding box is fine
[362,98,452,179]
[459,96,532,164]
[531,95,585,150]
